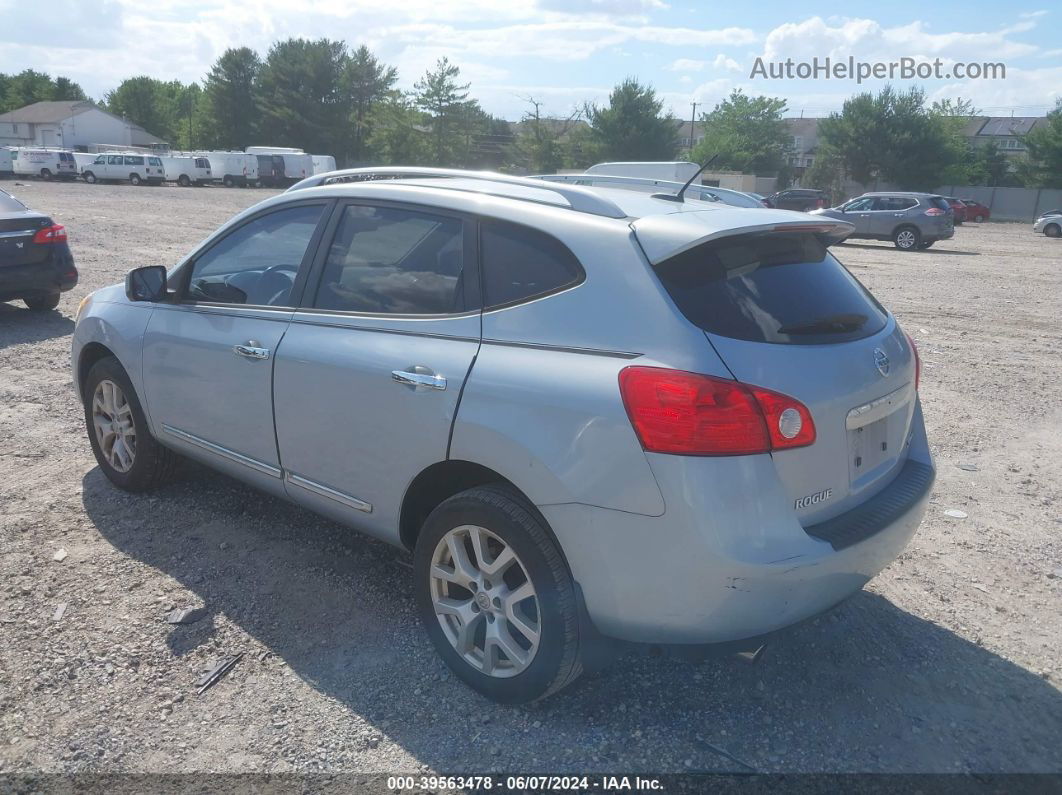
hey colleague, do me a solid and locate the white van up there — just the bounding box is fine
[0,148,13,178]
[311,155,336,175]
[11,148,78,180]
[72,152,98,176]
[159,155,212,186]
[200,151,258,187]
[82,153,165,185]
[583,161,701,183]
[246,147,313,187]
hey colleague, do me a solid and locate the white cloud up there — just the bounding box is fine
[761,16,1040,63]
[713,54,741,72]
[666,58,707,72]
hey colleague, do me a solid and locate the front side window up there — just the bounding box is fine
[93,155,105,165]
[844,197,875,212]
[186,204,324,306]
[313,205,467,315]
[480,220,582,309]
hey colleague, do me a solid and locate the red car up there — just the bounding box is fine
[943,197,967,224]
[959,200,990,222]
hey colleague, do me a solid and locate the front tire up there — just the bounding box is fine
[414,485,582,703]
[1045,223,1062,238]
[84,171,97,184]
[23,293,60,311]
[894,226,921,251]
[178,174,191,187]
[974,214,985,223]
[83,357,177,492]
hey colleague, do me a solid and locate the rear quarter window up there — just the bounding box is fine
[480,221,583,309]
[654,233,888,345]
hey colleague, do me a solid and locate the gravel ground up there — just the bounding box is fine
[1,180,1060,776]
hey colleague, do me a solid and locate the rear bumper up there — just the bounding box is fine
[543,402,934,645]
[0,248,78,301]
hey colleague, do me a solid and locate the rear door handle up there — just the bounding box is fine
[392,369,446,391]
[233,341,270,360]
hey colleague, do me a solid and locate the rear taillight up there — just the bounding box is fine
[925,207,945,216]
[760,199,770,207]
[618,367,816,456]
[905,333,920,391]
[32,224,67,244]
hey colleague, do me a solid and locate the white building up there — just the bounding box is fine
[0,100,164,150]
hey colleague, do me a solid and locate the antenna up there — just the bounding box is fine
[652,154,719,203]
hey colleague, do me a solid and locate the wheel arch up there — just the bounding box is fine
[400,460,549,553]
[78,341,118,394]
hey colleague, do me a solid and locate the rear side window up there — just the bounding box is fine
[148,157,161,166]
[124,156,144,165]
[480,221,583,309]
[880,197,917,211]
[313,204,467,315]
[654,233,888,345]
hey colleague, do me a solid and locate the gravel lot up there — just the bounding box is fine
[1,180,1060,776]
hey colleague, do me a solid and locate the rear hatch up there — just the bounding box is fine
[634,212,918,525]
[0,202,52,267]
[926,196,954,235]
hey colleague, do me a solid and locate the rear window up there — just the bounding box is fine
[929,197,950,211]
[0,191,27,212]
[654,233,888,345]
[148,157,161,166]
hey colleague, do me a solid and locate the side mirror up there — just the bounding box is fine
[125,266,167,302]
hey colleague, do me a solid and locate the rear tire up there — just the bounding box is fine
[894,226,921,251]
[40,168,52,180]
[178,174,191,187]
[1045,223,1062,238]
[974,214,985,223]
[23,293,60,311]
[129,174,142,186]
[223,176,235,188]
[414,484,583,703]
[83,357,177,492]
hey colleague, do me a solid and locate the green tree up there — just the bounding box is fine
[413,57,478,167]
[1020,99,1062,188]
[345,45,398,164]
[367,92,430,164]
[256,38,349,156]
[51,77,88,102]
[202,47,261,150]
[978,140,1013,187]
[105,77,187,142]
[3,69,61,112]
[818,85,964,191]
[585,78,676,161]
[691,90,791,175]
[804,145,847,202]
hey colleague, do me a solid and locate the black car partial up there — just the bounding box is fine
[0,189,78,311]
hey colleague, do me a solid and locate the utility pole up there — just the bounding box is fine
[689,101,698,155]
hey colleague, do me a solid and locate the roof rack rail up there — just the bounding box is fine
[286,167,627,219]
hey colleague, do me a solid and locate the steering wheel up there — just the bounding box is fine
[260,263,298,305]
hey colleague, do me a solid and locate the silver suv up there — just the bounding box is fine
[813,191,955,250]
[72,168,935,703]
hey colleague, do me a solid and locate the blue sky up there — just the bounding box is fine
[1,0,1059,120]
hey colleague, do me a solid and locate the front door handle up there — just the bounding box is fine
[233,341,270,360]
[392,368,446,391]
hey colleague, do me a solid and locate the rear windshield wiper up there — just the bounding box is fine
[778,313,868,335]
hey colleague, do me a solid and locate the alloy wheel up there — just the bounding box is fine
[92,379,136,473]
[429,524,541,677]
[897,230,916,249]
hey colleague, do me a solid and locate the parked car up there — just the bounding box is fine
[82,153,165,185]
[813,192,954,250]
[534,174,767,209]
[0,148,13,178]
[72,168,933,703]
[764,188,829,212]
[10,148,78,180]
[247,147,314,188]
[942,197,967,224]
[1033,213,1062,237]
[199,151,259,188]
[0,188,77,310]
[583,161,702,182]
[159,155,213,187]
[959,200,990,223]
